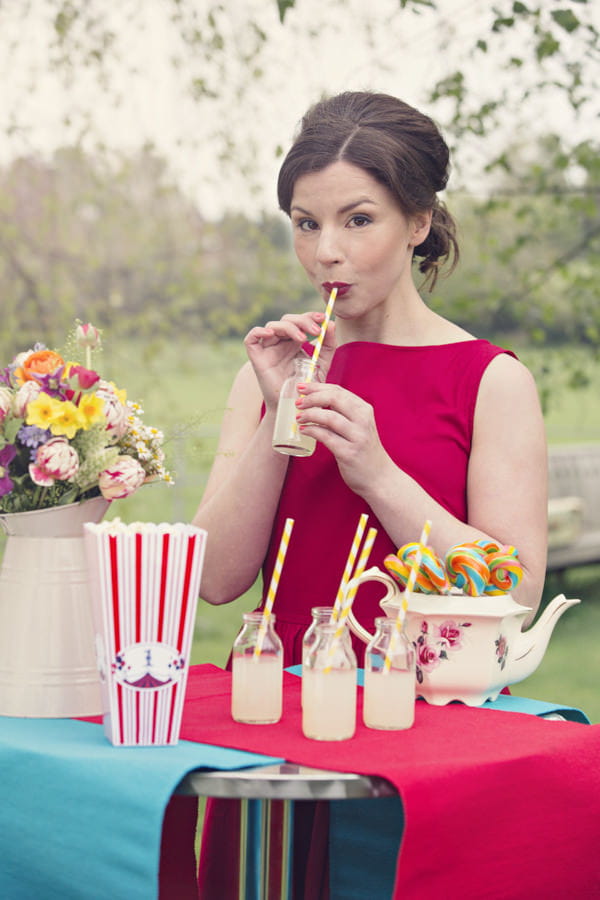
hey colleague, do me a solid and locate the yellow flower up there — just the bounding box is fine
[77,392,105,428]
[49,400,85,439]
[26,393,62,429]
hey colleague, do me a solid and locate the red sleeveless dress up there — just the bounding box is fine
[190,340,513,899]
[261,339,512,667]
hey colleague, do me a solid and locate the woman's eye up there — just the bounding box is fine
[296,218,319,232]
[349,214,371,227]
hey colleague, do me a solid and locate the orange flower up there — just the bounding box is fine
[15,350,65,384]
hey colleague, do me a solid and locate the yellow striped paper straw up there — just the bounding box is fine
[384,519,432,673]
[253,517,294,660]
[323,526,377,673]
[330,512,369,623]
[290,286,338,439]
[304,287,337,383]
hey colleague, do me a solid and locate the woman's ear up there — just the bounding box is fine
[409,210,432,247]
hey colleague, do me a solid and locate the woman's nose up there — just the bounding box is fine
[315,228,343,265]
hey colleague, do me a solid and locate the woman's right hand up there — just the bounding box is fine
[244,311,335,410]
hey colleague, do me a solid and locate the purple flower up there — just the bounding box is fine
[31,365,68,398]
[0,444,16,497]
[17,424,52,459]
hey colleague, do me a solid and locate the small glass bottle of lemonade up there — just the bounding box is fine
[272,356,321,457]
[363,617,416,730]
[302,621,357,741]
[231,612,283,724]
[301,606,335,707]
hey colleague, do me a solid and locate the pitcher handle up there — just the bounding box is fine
[345,566,401,644]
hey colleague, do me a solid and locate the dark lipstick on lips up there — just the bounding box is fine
[323,282,350,297]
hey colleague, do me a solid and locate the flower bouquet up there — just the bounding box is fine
[0,322,172,513]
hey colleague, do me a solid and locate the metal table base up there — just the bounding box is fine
[177,763,397,899]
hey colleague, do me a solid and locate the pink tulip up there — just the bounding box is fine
[75,323,101,350]
[65,364,100,392]
[98,455,145,500]
[29,437,79,486]
[13,380,41,417]
[99,392,128,439]
[0,387,12,424]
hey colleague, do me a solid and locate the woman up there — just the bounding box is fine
[195,91,546,639]
[189,91,547,898]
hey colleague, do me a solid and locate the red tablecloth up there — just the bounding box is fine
[182,664,600,899]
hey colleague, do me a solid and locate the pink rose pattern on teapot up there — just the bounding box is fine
[413,618,509,684]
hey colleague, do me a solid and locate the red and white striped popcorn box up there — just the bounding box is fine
[84,521,207,746]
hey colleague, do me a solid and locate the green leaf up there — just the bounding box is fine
[399,0,437,7]
[492,16,515,32]
[536,31,560,60]
[551,9,580,33]
[56,487,80,505]
[276,0,295,23]
[3,419,20,443]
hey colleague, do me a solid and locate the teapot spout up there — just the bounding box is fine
[508,594,580,686]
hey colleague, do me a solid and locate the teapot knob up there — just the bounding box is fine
[345,566,402,644]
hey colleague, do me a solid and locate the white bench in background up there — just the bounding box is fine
[547,443,600,573]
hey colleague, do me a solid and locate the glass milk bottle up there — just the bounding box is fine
[302,622,357,741]
[301,607,335,708]
[231,612,283,724]
[363,617,416,730]
[272,356,321,457]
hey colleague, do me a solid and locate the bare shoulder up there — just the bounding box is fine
[474,352,546,454]
[478,352,540,406]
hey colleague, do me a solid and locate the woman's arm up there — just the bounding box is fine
[192,362,289,604]
[465,354,548,622]
[193,310,333,605]
[296,354,547,624]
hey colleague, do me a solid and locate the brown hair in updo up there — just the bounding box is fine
[277,91,459,291]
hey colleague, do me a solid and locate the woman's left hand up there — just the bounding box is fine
[295,382,390,495]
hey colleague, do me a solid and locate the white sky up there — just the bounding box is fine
[1,0,597,217]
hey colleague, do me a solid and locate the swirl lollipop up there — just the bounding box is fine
[473,539,502,555]
[385,542,449,594]
[445,543,489,596]
[484,545,523,595]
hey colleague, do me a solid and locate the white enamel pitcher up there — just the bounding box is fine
[0,497,108,717]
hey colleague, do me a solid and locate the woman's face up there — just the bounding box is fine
[290,160,430,321]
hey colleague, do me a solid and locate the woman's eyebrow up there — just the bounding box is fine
[290,197,377,216]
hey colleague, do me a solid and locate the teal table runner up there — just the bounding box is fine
[0,716,281,900]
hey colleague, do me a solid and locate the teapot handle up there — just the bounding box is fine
[344,566,401,644]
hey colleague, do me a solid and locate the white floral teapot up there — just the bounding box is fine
[345,567,580,706]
